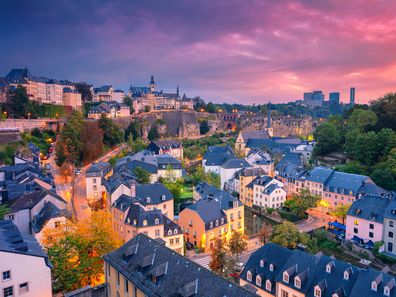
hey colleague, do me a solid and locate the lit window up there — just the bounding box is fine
[256,275,262,286]
[314,288,321,297]
[266,280,272,291]
[247,271,252,282]
[294,277,301,288]
[283,272,289,283]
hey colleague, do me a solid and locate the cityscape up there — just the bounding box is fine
[1,1,396,297]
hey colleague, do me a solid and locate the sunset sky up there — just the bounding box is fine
[1,0,395,104]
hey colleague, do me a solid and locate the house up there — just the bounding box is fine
[179,190,244,252]
[85,161,112,203]
[345,195,391,244]
[113,89,125,103]
[235,130,270,155]
[93,85,114,102]
[240,242,396,297]
[236,167,266,206]
[4,189,69,241]
[87,101,130,119]
[245,149,274,176]
[193,181,219,202]
[147,140,183,160]
[0,220,52,297]
[62,87,82,109]
[156,154,183,180]
[248,176,286,209]
[103,233,257,297]
[383,199,396,256]
[202,145,234,174]
[219,158,251,189]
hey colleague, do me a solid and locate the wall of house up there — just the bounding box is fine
[276,282,304,297]
[383,217,396,255]
[124,224,164,243]
[225,205,244,235]
[239,279,274,297]
[34,216,68,246]
[179,208,206,249]
[105,262,146,297]
[157,168,183,180]
[164,233,184,255]
[203,163,220,174]
[220,167,242,189]
[323,191,355,209]
[143,200,174,220]
[0,251,52,297]
[346,215,383,242]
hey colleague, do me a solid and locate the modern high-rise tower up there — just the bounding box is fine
[350,87,355,105]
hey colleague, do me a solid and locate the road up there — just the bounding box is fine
[295,208,334,233]
[45,144,126,220]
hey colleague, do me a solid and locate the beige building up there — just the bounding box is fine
[62,87,82,109]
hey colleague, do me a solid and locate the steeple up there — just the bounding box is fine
[176,85,179,97]
[150,75,155,85]
[267,101,271,128]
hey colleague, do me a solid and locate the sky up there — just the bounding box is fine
[1,0,396,104]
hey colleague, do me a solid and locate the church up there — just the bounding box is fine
[129,76,193,112]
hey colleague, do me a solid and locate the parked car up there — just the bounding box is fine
[74,168,82,175]
[234,262,245,272]
[45,163,51,170]
[186,242,194,250]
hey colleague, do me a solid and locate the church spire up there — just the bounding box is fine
[150,75,155,85]
[176,85,179,97]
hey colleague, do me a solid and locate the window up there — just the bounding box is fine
[93,185,97,191]
[256,275,262,286]
[176,238,180,244]
[281,289,289,297]
[354,220,359,225]
[3,287,13,297]
[266,280,272,291]
[389,231,394,238]
[93,178,97,184]
[260,259,264,267]
[221,218,224,224]
[125,278,129,293]
[344,271,350,280]
[8,214,14,220]
[230,214,234,221]
[155,218,159,225]
[170,239,174,245]
[2,270,11,281]
[294,277,301,289]
[269,264,274,271]
[369,232,374,238]
[168,230,172,236]
[210,222,213,228]
[155,229,160,237]
[189,219,193,226]
[314,288,321,297]
[390,221,394,228]
[54,221,61,228]
[353,228,358,234]
[371,281,377,291]
[247,271,252,281]
[215,220,219,227]
[143,220,147,226]
[369,223,374,229]
[385,287,391,296]
[283,272,289,283]
[19,282,29,294]
[117,272,120,286]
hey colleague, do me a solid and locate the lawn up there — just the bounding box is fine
[180,185,193,200]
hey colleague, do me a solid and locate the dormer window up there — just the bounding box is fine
[168,230,172,236]
[133,219,137,225]
[256,275,262,286]
[215,220,219,227]
[247,271,252,282]
[174,229,178,235]
[384,287,391,296]
[326,262,334,273]
[154,218,159,225]
[371,281,377,291]
[283,272,289,283]
[146,197,151,203]
[269,264,274,271]
[266,280,272,291]
[260,259,264,267]
[314,287,321,297]
[210,222,213,228]
[143,219,147,226]
[221,218,224,224]
[127,218,131,224]
[161,195,166,201]
[233,201,238,208]
[344,269,351,280]
[295,277,301,289]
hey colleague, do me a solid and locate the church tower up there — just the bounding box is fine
[149,75,156,92]
[176,85,179,97]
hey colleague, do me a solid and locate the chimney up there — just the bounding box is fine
[130,180,137,198]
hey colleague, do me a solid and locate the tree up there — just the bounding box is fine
[284,189,321,218]
[199,120,210,135]
[144,105,151,113]
[336,161,368,175]
[0,205,10,219]
[133,167,151,184]
[148,125,159,141]
[206,102,216,113]
[228,231,247,261]
[129,137,146,153]
[6,85,33,118]
[370,93,396,131]
[124,120,141,141]
[193,96,206,111]
[371,168,396,191]
[75,83,93,101]
[98,114,123,147]
[209,238,228,275]
[123,96,135,113]
[347,109,377,132]
[331,204,351,224]
[191,167,221,188]
[45,210,122,293]
[162,178,183,204]
[81,121,103,164]
[271,221,310,249]
[313,122,342,156]
[259,222,273,245]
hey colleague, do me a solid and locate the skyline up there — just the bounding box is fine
[1,0,396,104]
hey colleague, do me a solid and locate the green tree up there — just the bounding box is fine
[123,96,135,113]
[227,231,247,261]
[347,109,377,131]
[132,167,151,184]
[124,120,141,141]
[313,122,342,156]
[191,167,220,188]
[331,204,351,224]
[148,125,159,141]
[206,102,216,113]
[200,120,210,135]
[371,168,396,191]
[209,238,228,275]
[284,189,321,218]
[370,93,396,131]
[6,85,33,118]
[336,161,368,175]
[98,114,123,147]
[130,137,146,153]
[271,221,310,249]
[0,205,10,219]
[162,178,183,204]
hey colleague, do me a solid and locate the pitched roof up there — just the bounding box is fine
[347,195,391,223]
[241,130,270,141]
[194,182,220,200]
[124,204,163,227]
[300,166,334,184]
[86,161,111,174]
[0,219,50,264]
[163,215,182,237]
[221,158,251,169]
[9,189,66,213]
[103,234,257,297]
[187,198,227,229]
[31,201,71,233]
[203,146,234,166]
[135,184,173,206]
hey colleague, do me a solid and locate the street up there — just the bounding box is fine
[45,144,126,220]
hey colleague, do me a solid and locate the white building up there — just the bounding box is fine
[113,89,125,103]
[85,161,112,203]
[250,176,286,209]
[219,158,251,190]
[202,146,234,174]
[0,220,52,297]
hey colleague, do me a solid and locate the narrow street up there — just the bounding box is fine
[45,144,126,220]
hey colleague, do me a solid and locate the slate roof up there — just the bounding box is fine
[135,184,173,206]
[325,171,369,196]
[194,182,220,200]
[241,131,270,141]
[9,189,66,213]
[6,68,32,83]
[300,166,333,184]
[347,195,391,224]
[31,201,71,233]
[103,233,257,297]
[86,161,111,175]
[124,204,163,227]
[203,146,234,166]
[148,140,182,153]
[247,175,273,189]
[112,194,136,212]
[163,215,182,237]
[246,138,299,154]
[187,198,227,230]
[236,167,266,177]
[241,242,396,297]
[221,158,251,169]
[157,154,181,167]
[94,85,112,93]
[118,160,158,174]
[0,220,51,266]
